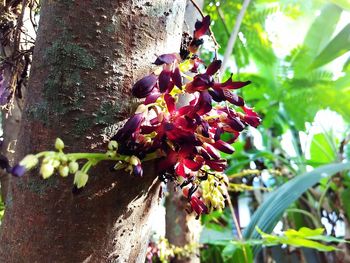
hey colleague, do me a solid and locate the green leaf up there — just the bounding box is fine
[293,3,342,76]
[341,187,350,220]
[311,24,350,69]
[256,227,339,252]
[222,243,253,263]
[309,133,337,165]
[243,162,350,255]
[330,0,350,11]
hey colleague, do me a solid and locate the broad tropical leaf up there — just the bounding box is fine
[243,162,350,255]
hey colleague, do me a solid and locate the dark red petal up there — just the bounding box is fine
[144,91,160,105]
[194,15,211,39]
[153,53,177,65]
[242,106,261,127]
[208,88,225,102]
[140,125,156,134]
[226,117,245,131]
[206,60,222,76]
[166,128,197,144]
[132,74,158,98]
[203,143,220,159]
[172,67,182,88]
[192,74,212,88]
[177,105,194,116]
[212,140,235,154]
[166,81,175,94]
[190,196,208,215]
[183,159,201,171]
[244,116,261,128]
[214,75,251,89]
[112,113,143,141]
[205,159,227,172]
[158,151,178,172]
[198,147,211,160]
[190,57,203,73]
[223,90,245,106]
[214,126,223,141]
[201,121,209,137]
[176,162,187,177]
[164,93,176,113]
[195,91,212,115]
[158,70,171,93]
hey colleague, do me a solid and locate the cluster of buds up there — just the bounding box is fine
[201,173,229,212]
[146,237,198,263]
[11,15,260,217]
[10,138,144,190]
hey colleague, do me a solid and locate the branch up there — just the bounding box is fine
[221,0,251,74]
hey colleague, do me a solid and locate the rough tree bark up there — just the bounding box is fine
[0,0,186,262]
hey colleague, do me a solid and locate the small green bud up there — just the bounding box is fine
[106,150,116,158]
[40,163,54,179]
[42,156,52,164]
[19,154,38,170]
[129,155,140,166]
[69,161,79,173]
[108,140,118,150]
[59,165,69,177]
[113,161,126,170]
[74,171,89,188]
[55,138,65,151]
[52,159,60,168]
[58,153,68,163]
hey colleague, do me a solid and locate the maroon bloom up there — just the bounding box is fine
[194,15,210,39]
[212,140,235,154]
[158,70,172,93]
[172,67,182,88]
[112,113,144,142]
[190,195,208,217]
[206,60,222,75]
[242,106,261,127]
[132,74,158,98]
[153,53,178,65]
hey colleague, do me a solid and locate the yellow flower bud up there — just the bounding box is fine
[107,140,118,150]
[74,171,89,188]
[68,161,79,173]
[55,138,65,151]
[52,159,60,168]
[40,163,54,179]
[59,153,68,163]
[19,154,38,170]
[129,155,140,166]
[59,165,69,177]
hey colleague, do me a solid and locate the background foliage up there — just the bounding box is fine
[198,0,350,262]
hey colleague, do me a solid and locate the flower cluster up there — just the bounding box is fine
[10,15,260,217]
[111,15,260,216]
[146,237,198,263]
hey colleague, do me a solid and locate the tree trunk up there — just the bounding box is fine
[0,1,186,262]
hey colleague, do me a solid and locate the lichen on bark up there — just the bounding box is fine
[29,27,95,125]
